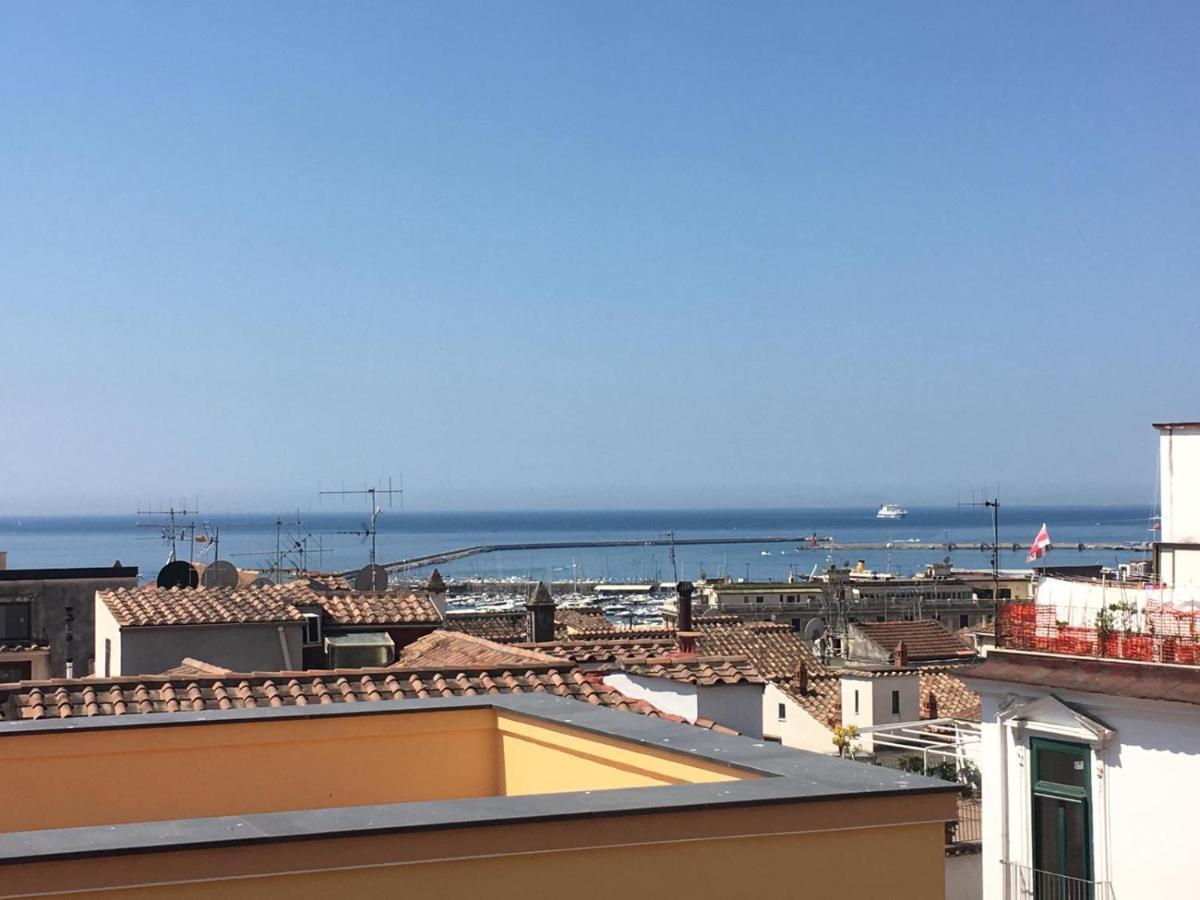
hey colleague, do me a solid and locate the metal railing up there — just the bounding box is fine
[951,792,981,845]
[1006,862,1113,900]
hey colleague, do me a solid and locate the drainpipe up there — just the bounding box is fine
[277,625,294,669]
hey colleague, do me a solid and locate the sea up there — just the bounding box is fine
[0,506,1156,587]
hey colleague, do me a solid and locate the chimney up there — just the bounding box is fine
[894,640,909,668]
[526,581,556,643]
[926,691,939,720]
[675,581,701,655]
[426,569,448,619]
[793,660,809,694]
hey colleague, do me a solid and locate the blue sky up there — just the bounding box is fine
[1,3,1196,513]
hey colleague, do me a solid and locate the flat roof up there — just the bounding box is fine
[963,648,1200,706]
[0,693,957,865]
[1153,422,1200,430]
[0,566,138,583]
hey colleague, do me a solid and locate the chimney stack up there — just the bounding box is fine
[926,691,939,720]
[675,581,701,655]
[526,581,556,643]
[894,640,909,668]
[426,569,448,619]
[794,660,809,695]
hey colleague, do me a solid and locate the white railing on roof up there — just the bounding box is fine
[857,717,982,776]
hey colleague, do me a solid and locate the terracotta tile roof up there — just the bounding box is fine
[517,638,680,663]
[0,667,735,733]
[852,620,976,663]
[553,607,612,633]
[696,621,825,680]
[920,668,981,721]
[393,631,565,670]
[313,591,441,626]
[613,657,766,686]
[0,643,50,653]
[99,584,442,629]
[162,658,233,676]
[779,673,843,729]
[445,611,526,643]
[98,585,308,627]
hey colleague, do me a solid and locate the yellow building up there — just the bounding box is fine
[0,691,957,898]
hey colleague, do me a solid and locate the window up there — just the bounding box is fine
[960,614,969,629]
[786,595,795,603]
[755,596,764,604]
[302,613,322,646]
[854,690,859,715]
[891,690,900,715]
[0,603,31,641]
[1031,739,1093,887]
[777,703,787,720]
[0,662,31,682]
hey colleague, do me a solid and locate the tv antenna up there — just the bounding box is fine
[958,488,1001,634]
[666,529,679,583]
[136,500,200,563]
[319,478,402,566]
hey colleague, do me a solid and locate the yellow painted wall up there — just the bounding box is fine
[0,709,502,832]
[0,709,749,833]
[495,712,748,795]
[5,821,946,899]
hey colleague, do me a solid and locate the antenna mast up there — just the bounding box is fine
[136,500,199,563]
[319,477,403,566]
[958,489,1002,639]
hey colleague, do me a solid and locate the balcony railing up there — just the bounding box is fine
[1005,863,1113,900]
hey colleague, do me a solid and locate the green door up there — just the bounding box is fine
[1031,738,1093,899]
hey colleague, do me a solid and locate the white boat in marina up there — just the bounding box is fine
[876,504,908,519]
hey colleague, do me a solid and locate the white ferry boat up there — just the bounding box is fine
[876,504,908,519]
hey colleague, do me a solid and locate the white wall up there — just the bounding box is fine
[975,684,1200,900]
[602,673,763,736]
[840,673,919,752]
[603,672,698,722]
[763,682,834,753]
[945,852,982,900]
[696,682,765,738]
[1159,424,1200,544]
[93,597,122,678]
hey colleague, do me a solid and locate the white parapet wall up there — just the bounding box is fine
[1159,423,1200,544]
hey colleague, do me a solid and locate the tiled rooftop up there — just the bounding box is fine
[162,658,233,676]
[852,620,976,662]
[99,584,309,627]
[393,631,566,670]
[518,637,680,663]
[696,620,825,680]
[312,591,441,626]
[0,643,50,653]
[0,667,737,733]
[614,657,765,686]
[444,610,526,643]
[97,583,441,629]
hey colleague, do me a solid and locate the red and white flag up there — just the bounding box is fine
[1026,523,1051,563]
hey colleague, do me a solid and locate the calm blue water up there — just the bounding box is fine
[0,507,1155,585]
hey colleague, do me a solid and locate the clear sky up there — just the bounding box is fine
[1,3,1197,514]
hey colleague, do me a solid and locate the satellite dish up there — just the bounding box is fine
[803,616,828,642]
[250,576,273,588]
[157,560,200,589]
[354,564,389,591]
[201,559,239,588]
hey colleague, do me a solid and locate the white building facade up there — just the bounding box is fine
[968,657,1200,898]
